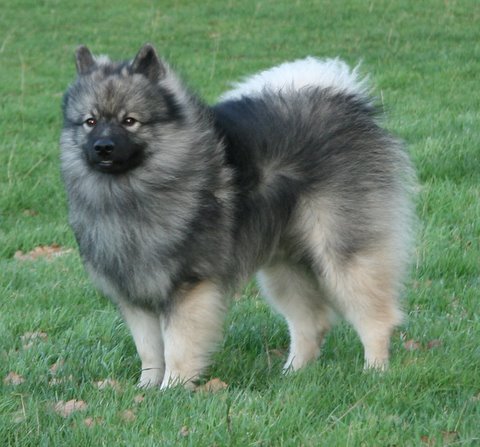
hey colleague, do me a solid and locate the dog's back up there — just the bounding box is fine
[213,57,413,273]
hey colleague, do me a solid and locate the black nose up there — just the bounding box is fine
[94,139,115,156]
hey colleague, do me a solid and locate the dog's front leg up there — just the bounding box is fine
[160,281,226,390]
[119,302,165,388]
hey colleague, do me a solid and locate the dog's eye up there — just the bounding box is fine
[123,117,137,127]
[85,118,97,127]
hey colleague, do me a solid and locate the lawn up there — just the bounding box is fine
[1,0,479,445]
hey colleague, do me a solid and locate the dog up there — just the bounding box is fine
[60,43,415,388]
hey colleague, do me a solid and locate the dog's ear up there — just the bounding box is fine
[131,43,166,81]
[75,46,96,75]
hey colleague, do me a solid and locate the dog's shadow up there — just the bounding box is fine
[208,298,289,391]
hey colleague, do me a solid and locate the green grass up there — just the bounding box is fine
[1,0,479,445]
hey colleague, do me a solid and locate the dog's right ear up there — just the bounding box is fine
[75,46,96,75]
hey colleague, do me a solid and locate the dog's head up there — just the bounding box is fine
[61,44,183,174]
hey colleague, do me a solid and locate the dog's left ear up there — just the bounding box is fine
[75,46,96,75]
[131,43,166,81]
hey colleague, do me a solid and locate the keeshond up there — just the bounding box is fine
[60,44,415,389]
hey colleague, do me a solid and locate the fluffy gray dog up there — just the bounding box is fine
[60,44,415,389]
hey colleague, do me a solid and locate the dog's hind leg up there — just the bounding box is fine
[294,196,408,370]
[320,247,404,370]
[257,261,334,372]
[119,302,165,388]
[160,281,226,389]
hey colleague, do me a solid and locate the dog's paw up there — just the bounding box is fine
[137,367,164,389]
[364,358,388,372]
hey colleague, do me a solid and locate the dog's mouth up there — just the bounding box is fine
[90,153,146,174]
[97,160,114,170]
[94,159,128,174]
